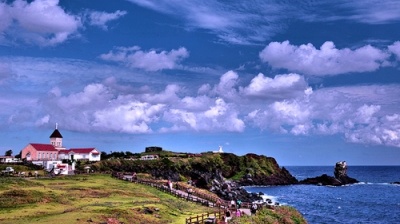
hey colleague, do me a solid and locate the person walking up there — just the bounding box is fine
[250,203,258,215]
[236,199,242,209]
[187,188,193,201]
[235,209,241,218]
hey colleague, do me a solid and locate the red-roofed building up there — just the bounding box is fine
[21,125,101,163]
[21,143,58,161]
[58,148,101,162]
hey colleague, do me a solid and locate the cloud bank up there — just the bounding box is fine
[2,54,399,148]
[259,41,391,76]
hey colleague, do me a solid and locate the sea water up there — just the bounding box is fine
[245,166,400,224]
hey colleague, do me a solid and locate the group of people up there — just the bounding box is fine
[230,199,242,209]
[214,199,259,223]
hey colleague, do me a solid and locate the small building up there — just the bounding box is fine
[43,160,73,175]
[145,146,162,153]
[58,148,101,162]
[213,146,224,153]
[0,156,21,163]
[140,154,159,160]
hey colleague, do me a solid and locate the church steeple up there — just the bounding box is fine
[50,123,63,150]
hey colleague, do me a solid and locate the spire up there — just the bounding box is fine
[50,124,63,138]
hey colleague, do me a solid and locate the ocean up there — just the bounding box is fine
[245,166,400,224]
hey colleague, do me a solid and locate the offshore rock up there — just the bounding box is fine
[299,161,358,186]
[334,161,358,185]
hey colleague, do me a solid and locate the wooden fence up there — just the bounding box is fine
[185,211,224,224]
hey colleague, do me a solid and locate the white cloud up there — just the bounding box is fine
[2,0,81,46]
[388,41,400,60]
[57,84,112,110]
[344,113,400,147]
[163,98,245,132]
[93,102,165,133]
[35,114,50,126]
[100,46,189,71]
[214,70,239,100]
[242,73,308,100]
[259,41,390,76]
[140,84,181,104]
[355,104,381,124]
[87,10,127,30]
[181,95,213,111]
[245,83,400,147]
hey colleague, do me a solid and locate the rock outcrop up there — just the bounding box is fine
[209,174,263,202]
[300,161,358,186]
[333,161,358,185]
[238,166,298,186]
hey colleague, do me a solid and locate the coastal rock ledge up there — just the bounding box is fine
[299,161,359,186]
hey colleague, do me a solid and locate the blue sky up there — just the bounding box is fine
[1,0,400,165]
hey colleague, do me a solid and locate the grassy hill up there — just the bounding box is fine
[0,171,306,224]
[0,174,217,224]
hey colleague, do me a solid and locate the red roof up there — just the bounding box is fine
[30,143,57,152]
[58,150,70,154]
[69,148,97,154]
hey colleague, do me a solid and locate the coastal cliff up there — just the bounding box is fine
[91,152,298,201]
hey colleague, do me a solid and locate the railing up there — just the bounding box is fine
[185,211,224,224]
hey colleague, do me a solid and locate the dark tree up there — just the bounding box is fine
[15,151,22,159]
[5,149,13,156]
[125,151,134,158]
[101,151,109,160]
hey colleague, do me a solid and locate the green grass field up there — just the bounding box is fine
[0,174,218,224]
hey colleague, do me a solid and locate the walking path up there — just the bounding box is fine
[118,174,254,222]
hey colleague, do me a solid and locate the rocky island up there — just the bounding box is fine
[299,161,359,186]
